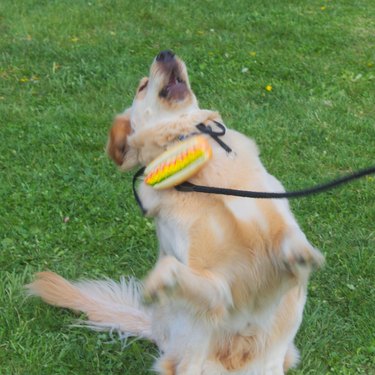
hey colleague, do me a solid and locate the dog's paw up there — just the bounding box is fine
[143,256,181,305]
[281,231,324,278]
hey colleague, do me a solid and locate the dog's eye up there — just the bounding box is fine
[138,80,148,92]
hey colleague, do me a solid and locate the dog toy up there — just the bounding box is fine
[144,135,212,190]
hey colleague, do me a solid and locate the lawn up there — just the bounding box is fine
[0,0,374,374]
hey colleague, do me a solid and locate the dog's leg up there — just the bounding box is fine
[177,355,206,375]
[153,310,211,375]
[156,354,206,375]
[144,256,231,374]
[283,342,300,372]
[144,256,233,319]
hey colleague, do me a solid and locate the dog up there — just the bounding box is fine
[27,50,324,374]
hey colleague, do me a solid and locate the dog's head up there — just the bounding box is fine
[107,50,199,170]
[131,50,198,130]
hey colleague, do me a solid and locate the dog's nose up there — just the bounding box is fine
[156,50,175,62]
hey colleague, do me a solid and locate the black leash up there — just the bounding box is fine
[175,166,375,199]
[132,121,374,213]
[133,166,147,215]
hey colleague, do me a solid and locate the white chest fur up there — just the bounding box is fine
[155,217,190,264]
[138,182,190,264]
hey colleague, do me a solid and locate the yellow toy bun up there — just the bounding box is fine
[144,135,212,190]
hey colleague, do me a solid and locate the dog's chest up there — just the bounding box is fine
[137,183,190,263]
[156,217,189,263]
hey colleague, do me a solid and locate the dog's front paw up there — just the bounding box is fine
[143,256,181,305]
[281,231,324,278]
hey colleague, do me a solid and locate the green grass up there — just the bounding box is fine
[1,0,374,373]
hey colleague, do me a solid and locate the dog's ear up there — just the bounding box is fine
[107,112,138,170]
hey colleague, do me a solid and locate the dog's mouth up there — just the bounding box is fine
[153,50,190,102]
[159,69,187,101]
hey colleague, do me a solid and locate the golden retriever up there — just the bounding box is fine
[28,50,324,374]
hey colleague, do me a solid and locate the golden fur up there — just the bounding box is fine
[28,51,324,374]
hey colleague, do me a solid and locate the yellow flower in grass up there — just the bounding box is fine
[320,5,326,10]
[265,85,273,92]
[19,75,39,83]
[70,36,79,43]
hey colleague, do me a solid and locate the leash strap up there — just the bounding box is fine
[132,120,374,213]
[175,165,375,199]
[133,166,147,214]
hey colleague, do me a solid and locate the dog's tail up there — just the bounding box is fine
[26,271,153,341]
